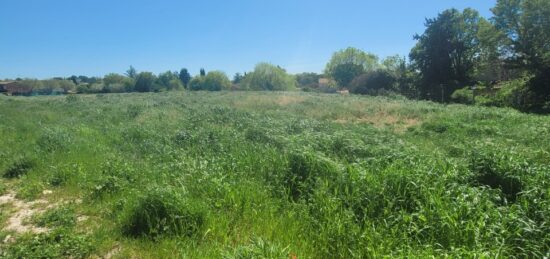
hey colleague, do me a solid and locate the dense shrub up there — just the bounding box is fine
[121,187,206,238]
[284,151,339,200]
[3,157,35,178]
[349,70,396,95]
[451,87,474,104]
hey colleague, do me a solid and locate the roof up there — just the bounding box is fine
[0,81,15,85]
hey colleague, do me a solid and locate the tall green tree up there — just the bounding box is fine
[325,47,380,88]
[410,8,482,102]
[179,68,191,87]
[492,0,550,112]
[475,18,508,82]
[157,71,181,90]
[125,66,137,79]
[134,72,156,92]
[189,71,231,91]
[241,63,296,91]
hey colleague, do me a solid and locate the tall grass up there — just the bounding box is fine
[0,91,548,258]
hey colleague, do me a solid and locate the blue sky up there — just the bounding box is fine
[1,0,496,79]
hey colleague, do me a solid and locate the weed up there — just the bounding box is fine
[33,206,77,228]
[120,187,206,238]
[223,237,290,259]
[1,229,94,259]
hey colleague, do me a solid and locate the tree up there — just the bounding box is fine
[295,72,321,89]
[103,73,135,93]
[410,8,482,102]
[492,0,550,112]
[126,66,137,79]
[241,63,296,91]
[325,47,380,88]
[475,18,508,82]
[204,71,231,91]
[134,72,156,92]
[349,70,397,95]
[200,68,206,77]
[178,68,191,87]
[232,73,244,84]
[157,71,181,90]
[189,71,231,91]
[331,63,365,88]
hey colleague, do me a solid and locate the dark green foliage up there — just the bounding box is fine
[284,151,339,200]
[179,68,191,87]
[349,70,397,95]
[121,187,206,238]
[451,87,475,104]
[470,150,523,202]
[421,121,450,133]
[134,72,157,92]
[410,8,481,102]
[331,63,364,88]
[3,157,35,178]
[125,66,137,79]
[295,72,321,89]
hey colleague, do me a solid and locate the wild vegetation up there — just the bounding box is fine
[4,0,548,114]
[0,91,548,258]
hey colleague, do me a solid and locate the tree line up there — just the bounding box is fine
[3,0,548,113]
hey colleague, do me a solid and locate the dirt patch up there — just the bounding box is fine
[95,244,121,259]
[334,113,420,132]
[0,191,52,234]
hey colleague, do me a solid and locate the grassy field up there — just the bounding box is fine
[0,91,549,258]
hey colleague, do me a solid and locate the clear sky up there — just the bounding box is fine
[1,0,496,79]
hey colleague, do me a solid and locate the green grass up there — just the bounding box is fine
[0,91,548,258]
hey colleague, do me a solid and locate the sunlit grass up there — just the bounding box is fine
[0,91,548,258]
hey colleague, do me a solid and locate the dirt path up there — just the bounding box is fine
[0,191,52,234]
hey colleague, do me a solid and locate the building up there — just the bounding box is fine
[0,81,32,96]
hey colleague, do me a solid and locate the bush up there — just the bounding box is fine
[284,151,339,200]
[189,71,231,91]
[121,187,206,238]
[3,157,35,178]
[451,87,474,104]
